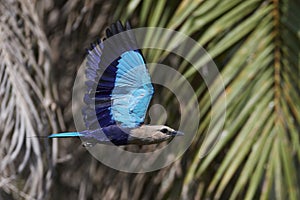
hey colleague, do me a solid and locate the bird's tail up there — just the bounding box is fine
[48,132,83,138]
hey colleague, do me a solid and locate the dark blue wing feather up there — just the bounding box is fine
[84,41,117,129]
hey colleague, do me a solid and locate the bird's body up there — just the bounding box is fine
[49,125,183,146]
[49,21,183,146]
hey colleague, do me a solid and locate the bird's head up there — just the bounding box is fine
[128,125,184,145]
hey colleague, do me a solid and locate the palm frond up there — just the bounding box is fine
[0,1,59,199]
[116,0,300,199]
[2,0,298,199]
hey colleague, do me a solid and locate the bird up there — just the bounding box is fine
[48,20,184,146]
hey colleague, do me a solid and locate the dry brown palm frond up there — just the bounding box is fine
[0,0,60,199]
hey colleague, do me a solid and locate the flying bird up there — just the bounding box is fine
[49,21,183,146]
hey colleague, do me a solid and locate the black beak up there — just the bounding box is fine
[172,130,184,136]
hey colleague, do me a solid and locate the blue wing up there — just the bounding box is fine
[111,50,154,127]
[83,21,154,130]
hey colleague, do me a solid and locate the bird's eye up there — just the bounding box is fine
[160,128,168,133]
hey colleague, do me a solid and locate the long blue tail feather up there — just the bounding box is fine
[48,132,83,138]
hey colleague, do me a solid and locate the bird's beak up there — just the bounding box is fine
[172,130,184,136]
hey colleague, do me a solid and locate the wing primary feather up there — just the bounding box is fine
[125,20,131,30]
[106,28,113,37]
[90,43,96,50]
[116,20,124,32]
[110,23,118,35]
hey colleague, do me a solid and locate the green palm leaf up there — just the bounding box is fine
[116,0,300,199]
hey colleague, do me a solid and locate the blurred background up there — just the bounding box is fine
[0,0,299,199]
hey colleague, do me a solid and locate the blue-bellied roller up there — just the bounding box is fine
[48,21,184,146]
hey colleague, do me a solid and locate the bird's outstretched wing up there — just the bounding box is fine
[83,21,154,130]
